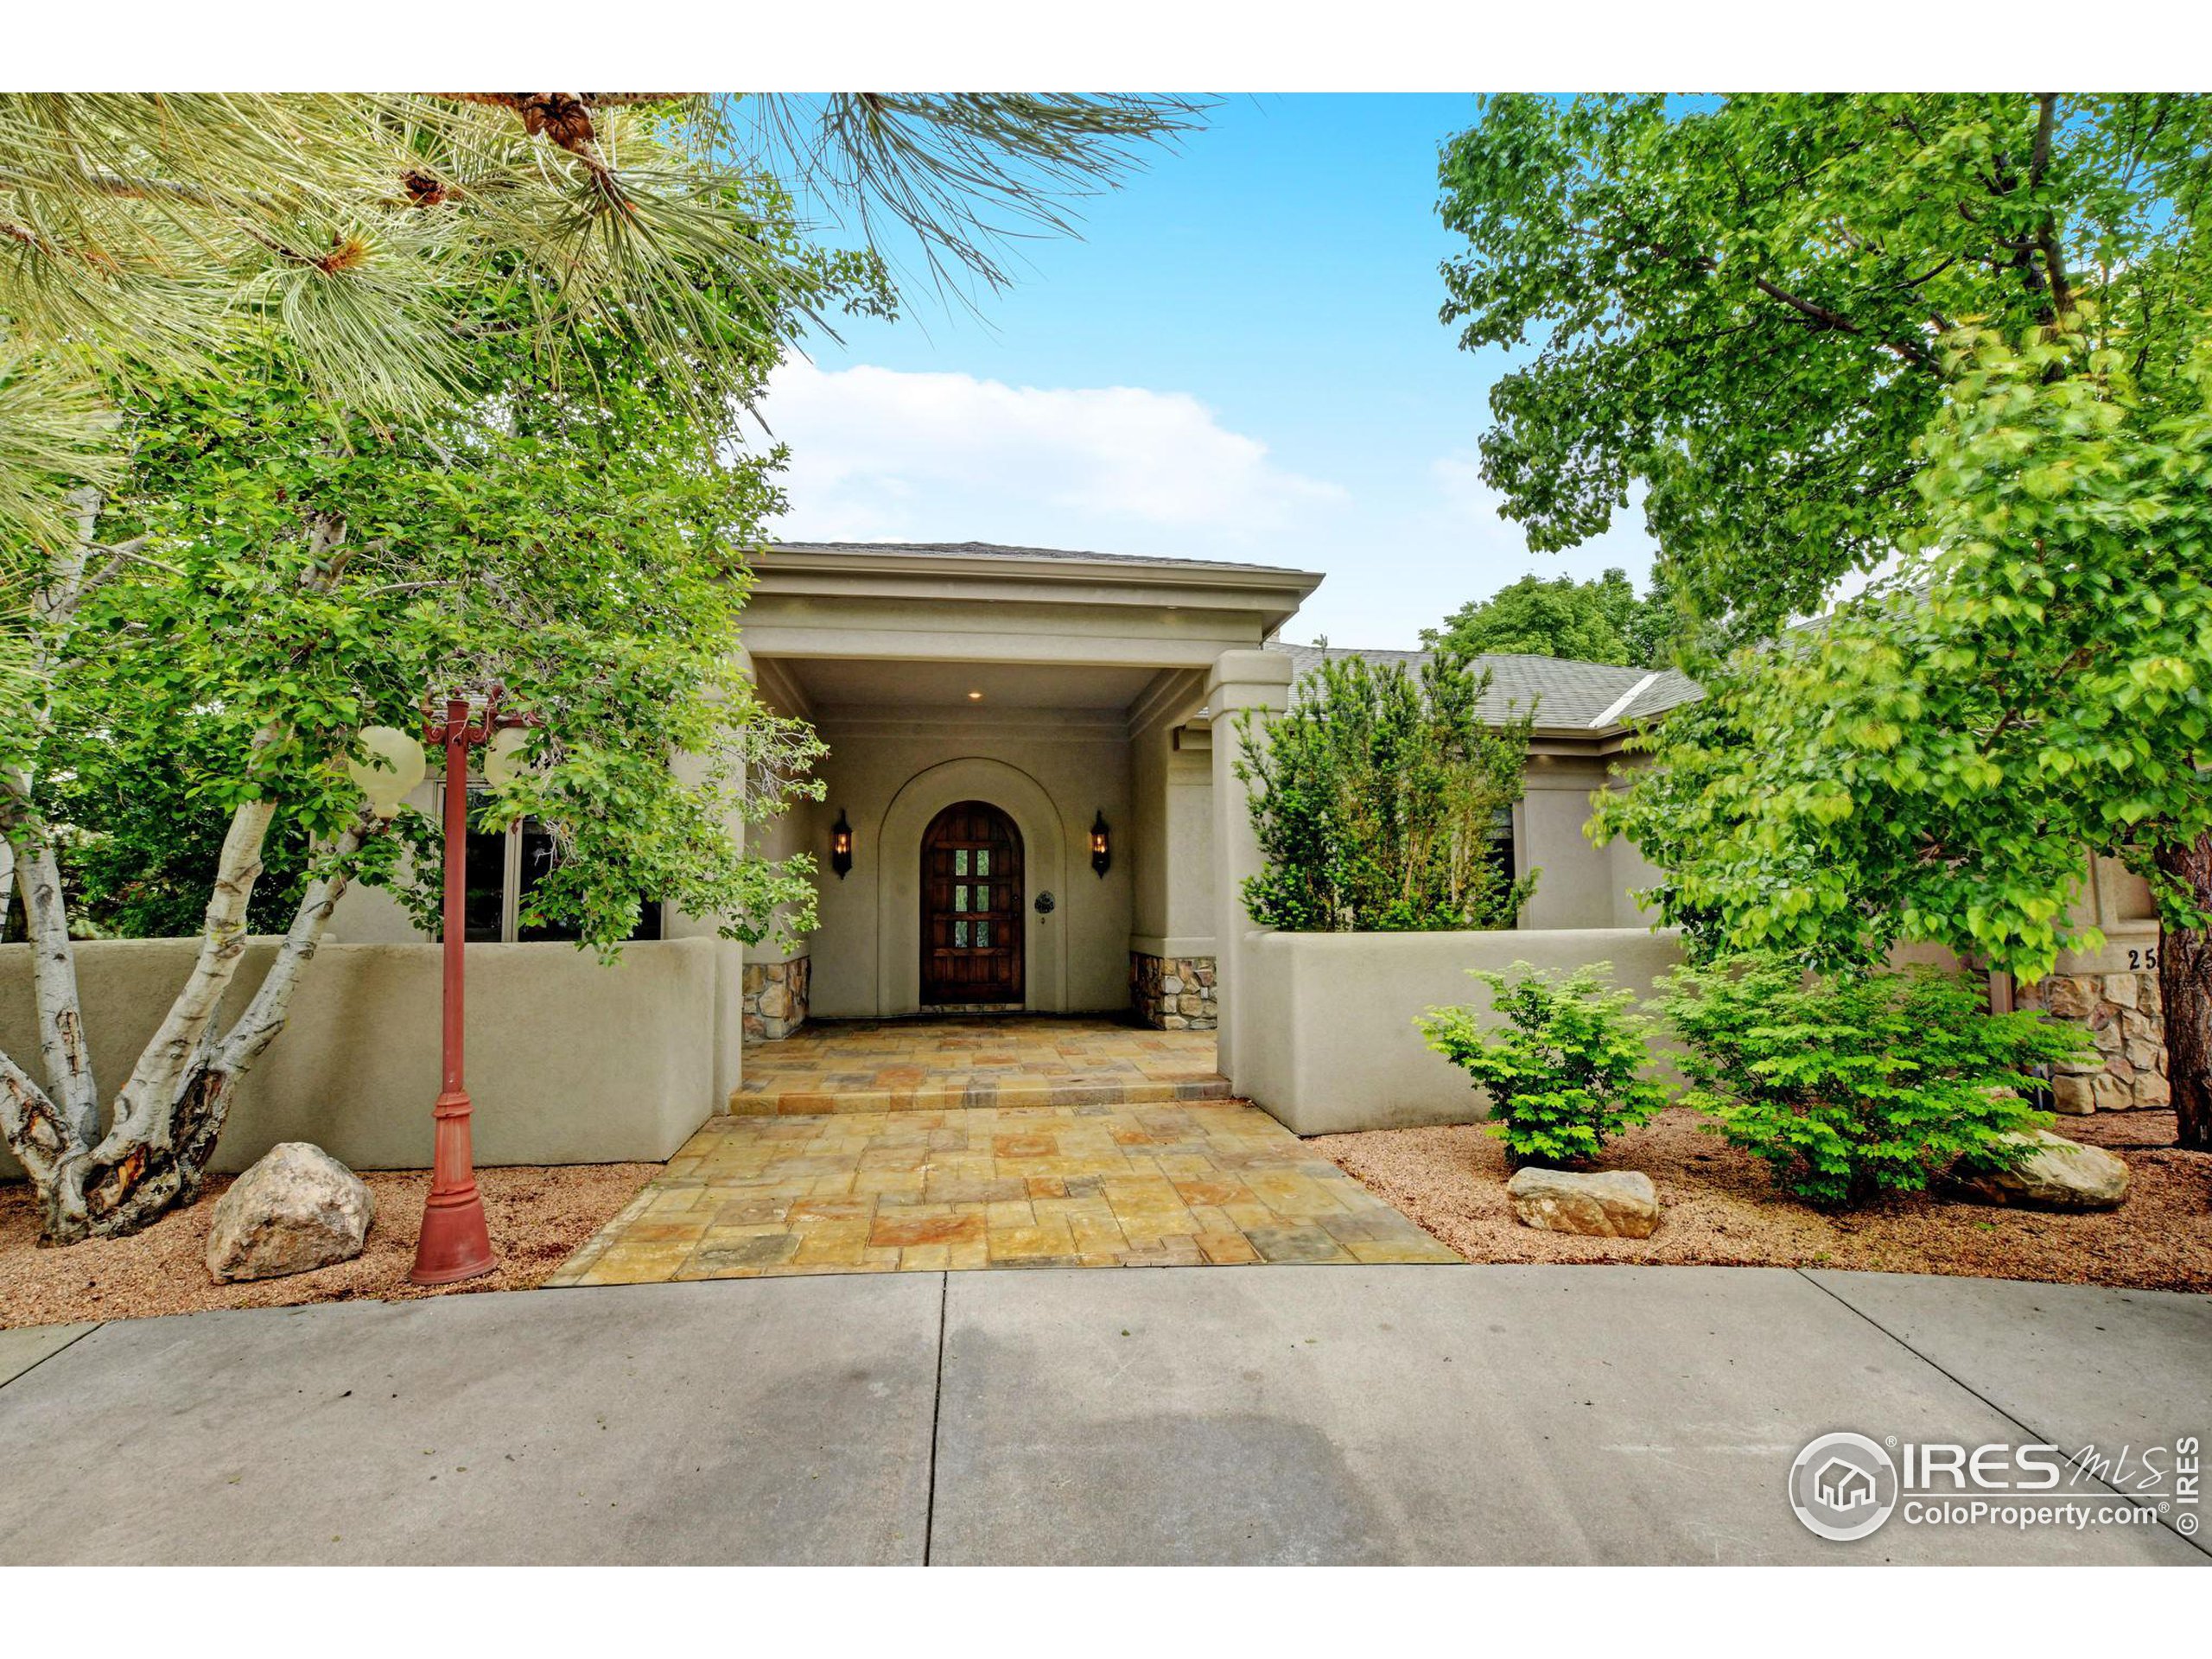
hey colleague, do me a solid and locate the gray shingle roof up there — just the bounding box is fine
[771,539,1314,576]
[1268,642,1702,733]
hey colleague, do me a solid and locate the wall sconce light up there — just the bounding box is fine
[830,808,854,879]
[1090,810,1111,879]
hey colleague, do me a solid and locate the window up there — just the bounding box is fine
[448,785,663,944]
[1486,804,1518,917]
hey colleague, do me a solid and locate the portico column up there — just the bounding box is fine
[1205,648,1293,1091]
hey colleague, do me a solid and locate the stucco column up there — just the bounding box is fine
[1205,648,1293,1091]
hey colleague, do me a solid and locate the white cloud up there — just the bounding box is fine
[1420,448,1660,593]
[744,359,1346,549]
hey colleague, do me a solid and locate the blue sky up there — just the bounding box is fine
[751,94,1660,649]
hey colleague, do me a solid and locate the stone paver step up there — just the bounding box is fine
[729,1073,1233,1115]
[731,1014,1231,1116]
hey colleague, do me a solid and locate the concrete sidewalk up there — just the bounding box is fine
[2,1266,2206,1566]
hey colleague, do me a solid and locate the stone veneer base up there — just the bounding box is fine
[1130,951,1217,1031]
[2015,968,2170,1113]
[742,954,810,1043]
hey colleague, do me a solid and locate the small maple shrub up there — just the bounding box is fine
[1421,961,1667,1166]
[1656,957,2085,1206]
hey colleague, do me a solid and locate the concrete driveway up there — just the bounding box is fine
[2,1265,2206,1565]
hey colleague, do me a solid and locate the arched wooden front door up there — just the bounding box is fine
[920,801,1024,1007]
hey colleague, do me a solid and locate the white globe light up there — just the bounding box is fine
[346,726,426,819]
[482,725,531,789]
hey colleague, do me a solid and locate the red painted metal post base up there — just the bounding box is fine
[410,1088,498,1286]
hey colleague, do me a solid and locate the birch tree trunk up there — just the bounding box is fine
[1,494,383,1242]
[2,798,376,1242]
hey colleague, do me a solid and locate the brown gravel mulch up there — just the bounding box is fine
[1317,1108,2212,1294]
[0,1164,656,1330]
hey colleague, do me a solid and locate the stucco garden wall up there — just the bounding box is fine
[0,936,737,1180]
[1514,756,1664,931]
[1236,926,1688,1136]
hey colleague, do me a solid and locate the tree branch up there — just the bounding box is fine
[1,784,99,1147]
[0,1041,78,1196]
[218,814,378,1073]
[1751,275,1942,373]
[2028,93,2075,324]
[92,791,279,1161]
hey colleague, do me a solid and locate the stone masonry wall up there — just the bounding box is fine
[1130,952,1216,1031]
[2014,969,2169,1114]
[742,954,810,1043]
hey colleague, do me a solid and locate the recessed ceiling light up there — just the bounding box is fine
[967,690,983,701]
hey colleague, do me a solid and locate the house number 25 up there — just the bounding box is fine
[2128,948,2159,970]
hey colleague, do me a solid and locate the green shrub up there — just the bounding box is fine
[1420,961,1667,1166]
[1656,957,2087,1206]
[1236,644,1536,931]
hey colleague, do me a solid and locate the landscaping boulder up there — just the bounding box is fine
[206,1142,376,1281]
[1505,1167,1661,1238]
[1950,1131,2130,1212]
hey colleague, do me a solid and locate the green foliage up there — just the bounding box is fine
[1420,961,1667,1166]
[1236,646,1535,931]
[41,731,315,938]
[1595,324,2212,973]
[21,222,836,953]
[1438,92,2212,646]
[1657,957,2084,1205]
[1424,567,1677,667]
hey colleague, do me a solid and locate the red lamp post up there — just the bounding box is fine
[409,688,529,1287]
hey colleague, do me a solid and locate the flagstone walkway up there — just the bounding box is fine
[549,1099,1460,1285]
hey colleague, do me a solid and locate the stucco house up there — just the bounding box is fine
[345,543,1691,1021]
[735,544,1705,1038]
[3,538,2159,1179]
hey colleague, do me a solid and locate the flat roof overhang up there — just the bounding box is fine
[740,543,1325,670]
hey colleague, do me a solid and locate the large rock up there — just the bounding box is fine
[206,1142,376,1281]
[1505,1167,1661,1239]
[1951,1130,2130,1212]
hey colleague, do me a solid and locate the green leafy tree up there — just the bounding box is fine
[1439,93,2212,644]
[1658,957,2085,1206]
[1424,567,1675,666]
[1442,92,2212,1149]
[3,268,824,1242]
[1236,646,1536,931]
[1420,961,1666,1165]
[1600,327,2212,1143]
[1,92,1204,1242]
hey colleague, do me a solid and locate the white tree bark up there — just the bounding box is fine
[0,499,388,1241]
[96,793,278,1160]
[219,818,372,1072]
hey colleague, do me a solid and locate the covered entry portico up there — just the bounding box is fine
[547,543,1467,1285]
[735,542,1319,1086]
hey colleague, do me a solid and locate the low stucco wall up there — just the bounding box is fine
[1236,926,1688,1136]
[1,936,741,1179]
